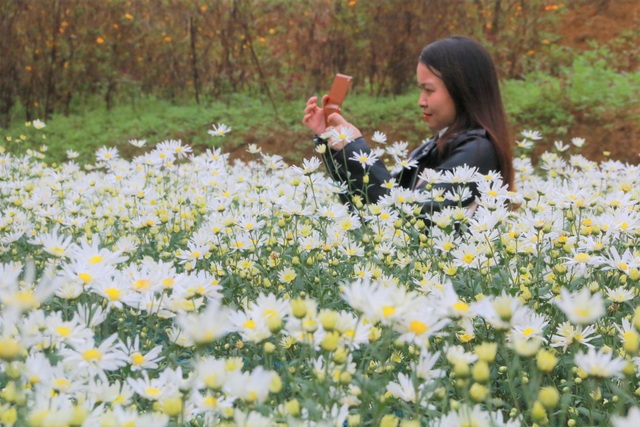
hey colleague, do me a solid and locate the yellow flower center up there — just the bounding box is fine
[145,387,161,398]
[131,353,145,366]
[53,378,70,389]
[243,320,256,330]
[575,308,590,318]
[574,253,591,263]
[104,287,121,301]
[56,326,71,337]
[78,273,93,284]
[262,309,277,318]
[453,301,469,313]
[50,246,66,256]
[409,320,428,336]
[82,348,102,362]
[133,279,150,291]
[89,255,103,264]
[462,253,475,264]
[382,306,396,317]
[203,396,218,408]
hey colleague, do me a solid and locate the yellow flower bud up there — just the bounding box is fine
[291,298,307,319]
[369,326,382,342]
[161,396,183,417]
[380,414,400,427]
[284,399,300,416]
[333,347,348,365]
[266,315,282,333]
[318,309,339,331]
[0,407,17,426]
[538,386,560,409]
[624,361,636,377]
[0,338,23,361]
[321,332,340,352]
[531,400,548,424]
[472,361,491,384]
[536,349,558,373]
[400,420,421,427]
[623,330,640,355]
[469,383,489,402]
[453,361,470,378]
[264,342,276,354]
[347,414,361,426]
[269,373,283,393]
[474,342,498,363]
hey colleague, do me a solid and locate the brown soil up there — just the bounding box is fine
[229,1,640,165]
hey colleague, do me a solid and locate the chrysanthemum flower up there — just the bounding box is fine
[554,287,605,325]
[59,333,128,381]
[574,347,626,378]
[208,123,231,137]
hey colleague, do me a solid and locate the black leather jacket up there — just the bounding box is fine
[316,129,500,215]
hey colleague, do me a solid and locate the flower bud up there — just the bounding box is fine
[474,342,498,364]
[380,414,400,427]
[0,338,23,361]
[538,386,560,409]
[536,349,558,372]
[284,399,300,416]
[321,332,340,352]
[347,415,361,426]
[161,396,183,417]
[369,326,381,342]
[453,361,470,378]
[1,407,17,426]
[623,331,640,355]
[338,371,352,385]
[469,383,489,402]
[291,298,307,319]
[333,347,348,364]
[531,400,548,424]
[266,315,282,333]
[472,361,491,384]
[269,373,283,393]
[318,309,339,331]
[264,342,276,354]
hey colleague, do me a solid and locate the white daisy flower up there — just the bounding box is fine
[208,123,231,136]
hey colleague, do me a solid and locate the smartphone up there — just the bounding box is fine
[323,73,352,126]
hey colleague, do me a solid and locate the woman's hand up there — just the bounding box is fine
[303,95,362,151]
[302,95,329,135]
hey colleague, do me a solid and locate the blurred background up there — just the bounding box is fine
[1,0,638,163]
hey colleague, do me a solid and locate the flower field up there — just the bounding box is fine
[1,126,640,426]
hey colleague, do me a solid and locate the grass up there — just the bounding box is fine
[2,92,426,164]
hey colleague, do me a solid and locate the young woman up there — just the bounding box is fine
[302,36,514,216]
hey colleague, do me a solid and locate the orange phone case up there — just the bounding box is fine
[324,73,352,125]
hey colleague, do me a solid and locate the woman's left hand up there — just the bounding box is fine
[302,95,329,135]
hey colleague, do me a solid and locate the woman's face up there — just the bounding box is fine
[416,63,456,133]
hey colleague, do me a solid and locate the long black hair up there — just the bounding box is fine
[419,36,514,191]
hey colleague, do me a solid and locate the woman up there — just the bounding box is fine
[302,36,514,216]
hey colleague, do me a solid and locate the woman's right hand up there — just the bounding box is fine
[302,95,329,135]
